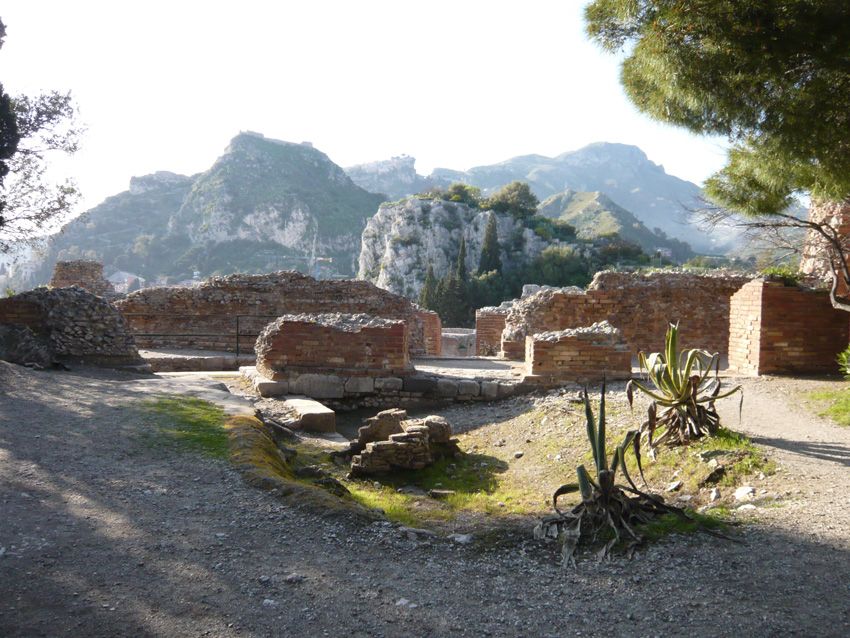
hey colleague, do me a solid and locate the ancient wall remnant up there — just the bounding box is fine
[502,270,752,359]
[115,271,428,355]
[255,313,411,380]
[524,321,631,385]
[441,328,476,357]
[475,306,509,356]
[0,287,144,368]
[346,409,461,476]
[49,260,115,296]
[417,309,442,356]
[728,279,849,375]
[799,199,850,294]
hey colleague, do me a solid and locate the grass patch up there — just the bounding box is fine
[638,510,726,541]
[807,387,850,426]
[140,396,228,458]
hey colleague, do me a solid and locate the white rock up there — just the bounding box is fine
[709,488,721,502]
[736,504,757,511]
[734,486,756,501]
[448,533,474,544]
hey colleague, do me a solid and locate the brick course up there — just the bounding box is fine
[417,310,442,356]
[115,271,427,355]
[502,271,752,359]
[255,313,411,380]
[728,279,849,375]
[49,260,115,296]
[475,308,508,356]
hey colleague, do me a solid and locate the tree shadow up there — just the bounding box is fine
[747,435,850,468]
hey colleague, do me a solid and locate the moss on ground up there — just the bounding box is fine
[139,396,229,458]
[807,387,850,426]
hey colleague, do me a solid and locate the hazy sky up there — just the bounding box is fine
[2,0,729,213]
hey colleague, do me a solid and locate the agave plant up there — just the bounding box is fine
[534,382,683,566]
[627,323,741,455]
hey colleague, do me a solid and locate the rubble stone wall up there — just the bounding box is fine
[728,279,849,375]
[524,321,631,385]
[0,287,143,367]
[475,308,508,356]
[799,199,850,294]
[255,313,410,380]
[502,271,752,359]
[418,310,442,356]
[49,260,115,296]
[115,271,427,355]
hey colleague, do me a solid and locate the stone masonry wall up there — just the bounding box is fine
[0,287,143,368]
[502,271,752,360]
[475,307,508,356]
[799,199,850,294]
[524,321,631,385]
[49,260,115,296]
[255,313,411,380]
[418,310,442,356]
[728,279,849,375]
[115,271,427,356]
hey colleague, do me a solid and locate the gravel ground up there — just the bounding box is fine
[1,362,849,637]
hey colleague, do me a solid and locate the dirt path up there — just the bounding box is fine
[1,363,849,637]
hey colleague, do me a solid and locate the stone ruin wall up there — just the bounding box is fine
[0,287,143,368]
[501,271,753,360]
[799,199,850,294]
[417,310,442,357]
[255,313,411,380]
[49,260,115,297]
[475,307,509,356]
[729,279,849,375]
[524,321,631,385]
[115,271,432,356]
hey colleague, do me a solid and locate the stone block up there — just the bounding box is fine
[403,376,438,394]
[289,373,345,399]
[344,376,375,394]
[283,396,336,433]
[437,379,458,397]
[480,381,499,400]
[254,378,289,398]
[375,377,403,391]
[457,380,480,397]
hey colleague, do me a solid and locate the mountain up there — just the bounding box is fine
[537,190,693,260]
[345,155,433,200]
[429,143,736,253]
[33,132,385,285]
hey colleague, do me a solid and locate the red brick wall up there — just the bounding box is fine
[255,315,410,379]
[502,271,752,360]
[116,271,426,355]
[418,310,442,356]
[729,279,849,375]
[523,323,631,385]
[49,260,115,296]
[475,309,507,356]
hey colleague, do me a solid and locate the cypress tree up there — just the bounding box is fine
[455,237,468,282]
[419,263,437,310]
[478,213,502,274]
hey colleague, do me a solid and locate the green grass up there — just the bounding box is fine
[139,396,228,458]
[808,388,850,426]
[638,510,727,541]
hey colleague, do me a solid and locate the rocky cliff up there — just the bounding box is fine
[32,132,384,285]
[345,155,433,201]
[357,197,555,299]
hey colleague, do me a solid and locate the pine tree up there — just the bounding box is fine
[478,213,502,274]
[418,263,437,310]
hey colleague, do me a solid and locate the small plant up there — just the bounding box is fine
[534,383,687,566]
[760,264,800,286]
[627,323,742,456]
[836,344,850,379]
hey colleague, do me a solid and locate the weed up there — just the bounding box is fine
[807,388,850,427]
[139,396,228,458]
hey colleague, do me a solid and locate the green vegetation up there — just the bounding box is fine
[483,181,539,219]
[807,388,850,427]
[478,213,502,274]
[837,347,850,380]
[760,264,801,286]
[140,396,228,458]
[627,323,742,454]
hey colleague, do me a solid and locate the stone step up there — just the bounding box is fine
[283,395,336,433]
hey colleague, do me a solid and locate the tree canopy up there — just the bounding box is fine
[584,0,850,215]
[483,181,539,219]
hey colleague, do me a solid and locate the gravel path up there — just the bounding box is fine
[1,363,849,637]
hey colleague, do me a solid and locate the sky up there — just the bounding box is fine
[1,0,729,215]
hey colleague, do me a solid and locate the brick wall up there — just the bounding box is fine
[0,287,142,367]
[523,321,631,385]
[255,314,410,380]
[728,279,849,375]
[49,260,115,296]
[115,271,427,355]
[502,271,752,360]
[475,308,507,356]
[418,310,442,356]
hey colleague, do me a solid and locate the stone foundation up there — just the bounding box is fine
[502,270,752,359]
[255,313,411,380]
[475,306,508,356]
[441,328,476,357]
[49,260,115,297]
[115,271,428,356]
[0,287,145,369]
[523,321,631,385]
[728,279,849,375]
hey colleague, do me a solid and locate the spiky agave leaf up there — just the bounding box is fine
[597,379,608,472]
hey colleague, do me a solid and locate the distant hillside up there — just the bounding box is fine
[33,133,385,285]
[345,155,433,200]
[537,190,693,260]
[430,143,738,253]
